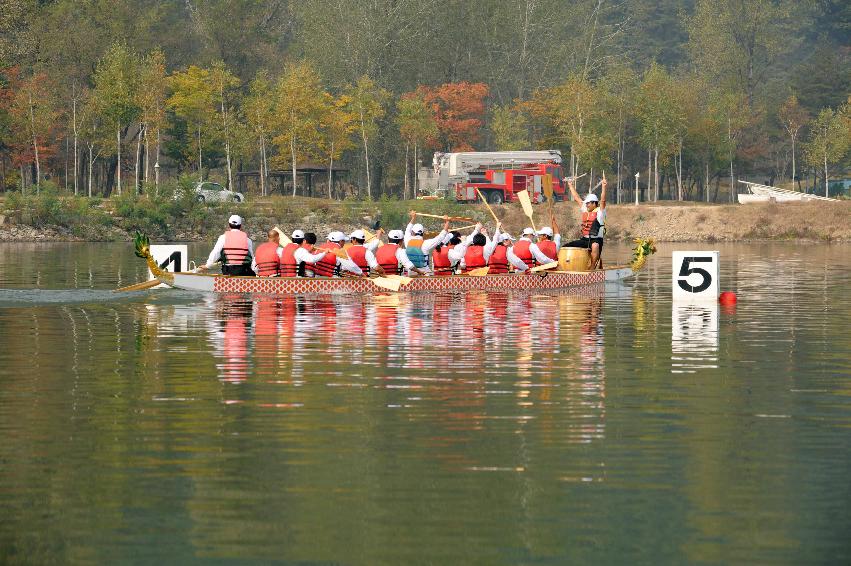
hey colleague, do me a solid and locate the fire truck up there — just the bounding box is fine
[433,150,566,204]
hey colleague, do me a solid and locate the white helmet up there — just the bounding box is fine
[228,214,243,227]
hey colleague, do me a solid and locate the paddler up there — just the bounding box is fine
[405,211,449,270]
[449,222,499,272]
[375,229,429,276]
[488,229,528,273]
[347,229,385,276]
[535,224,560,263]
[314,231,363,277]
[431,230,462,276]
[199,214,255,275]
[506,227,555,267]
[280,230,328,277]
[563,175,607,269]
[252,229,283,277]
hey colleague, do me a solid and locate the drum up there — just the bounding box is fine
[558,247,591,271]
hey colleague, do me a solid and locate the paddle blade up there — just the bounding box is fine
[372,277,402,291]
[468,267,490,276]
[273,227,292,246]
[114,279,161,293]
[327,247,350,260]
[517,190,534,218]
[543,174,553,200]
[530,261,558,272]
[384,274,413,285]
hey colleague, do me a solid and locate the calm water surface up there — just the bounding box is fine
[0,242,849,564]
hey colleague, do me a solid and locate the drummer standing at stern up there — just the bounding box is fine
[563,175,607,269]
[199,214,255,276]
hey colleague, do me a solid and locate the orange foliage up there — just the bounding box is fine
[416,82,489,151]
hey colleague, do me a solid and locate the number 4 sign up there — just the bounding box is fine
[148,245,188,284]
[672,251,719,302]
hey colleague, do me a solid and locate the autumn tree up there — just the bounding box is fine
[167,65,216,181]
[635,64,684,200]
[136,49,167,193]
[92,43,139,196]
[243,70,275,196]
[804,106,850,197]
[396,93,437,198]
[345,75,389,198]
[271,61,328,196]
[778,95,810,187]
[8,71,58,192]
[418,82,489,152]
[320,94,357,199]
[209,61,240,189]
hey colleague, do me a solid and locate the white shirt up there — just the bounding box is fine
[206,229,255,268]
[337,257,363,276]
[396,247,416,271]
[580,205,606,238]
[293,247,327,277]
[506,247,528,271]
[516,236,556,264]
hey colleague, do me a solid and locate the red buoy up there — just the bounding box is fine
[719,291,737,305]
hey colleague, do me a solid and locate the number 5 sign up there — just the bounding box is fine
[672,251,719,302]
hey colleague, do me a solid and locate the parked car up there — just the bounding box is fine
[177,181,245,203]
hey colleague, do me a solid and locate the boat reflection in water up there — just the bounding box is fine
[140,285,619,477]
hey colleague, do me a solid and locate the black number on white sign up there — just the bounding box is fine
[677,257,712,293]
[158,251,182,272]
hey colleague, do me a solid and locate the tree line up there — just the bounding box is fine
[0,0,848,201]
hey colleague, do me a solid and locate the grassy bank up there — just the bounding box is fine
[1,191,850,243]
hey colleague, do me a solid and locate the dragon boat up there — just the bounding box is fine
[133,233,656,295]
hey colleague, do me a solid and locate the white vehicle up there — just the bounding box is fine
[178,181,245,203]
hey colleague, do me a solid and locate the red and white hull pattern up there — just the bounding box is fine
[162,267,635,295]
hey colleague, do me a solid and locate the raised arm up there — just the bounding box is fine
[599,175,607,209]
[566,178,583,206]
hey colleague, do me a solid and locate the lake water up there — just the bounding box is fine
[0,242,849,564]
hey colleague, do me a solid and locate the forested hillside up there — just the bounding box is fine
[0,0,848,202]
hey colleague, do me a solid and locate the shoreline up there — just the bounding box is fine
[1,199,849,243]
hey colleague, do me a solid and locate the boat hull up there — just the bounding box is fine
[164,267,634,295]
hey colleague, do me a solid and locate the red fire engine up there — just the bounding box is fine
[434,151,566,204]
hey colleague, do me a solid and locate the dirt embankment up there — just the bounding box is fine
[0,197,849,243]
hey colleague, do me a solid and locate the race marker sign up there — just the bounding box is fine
[148,244,188,284]
[672,251,719,302]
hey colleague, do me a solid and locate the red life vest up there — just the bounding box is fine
[313,242,340,278]
[488,245,509,274]
[463,246,486,272]
[347,245,370,274]
[280,243,299,277]
[537,239,557,261]
[432,245,455,276]
[222,229,251,266]
[375,243,401,274]
[581,210,601,237]
[254,242,281,277]
[513,239,536,267]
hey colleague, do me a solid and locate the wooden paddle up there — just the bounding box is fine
[114,279,161,292]
[273,226,292,246]
[384,274,413,284]
[517,189,537,232]
[468,267,490,276]
[530,261,558,272]
[475,188,500,225]
[411,211,473,222]
[371,276,401,291]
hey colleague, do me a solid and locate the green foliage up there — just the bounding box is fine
[490,104,528,151]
